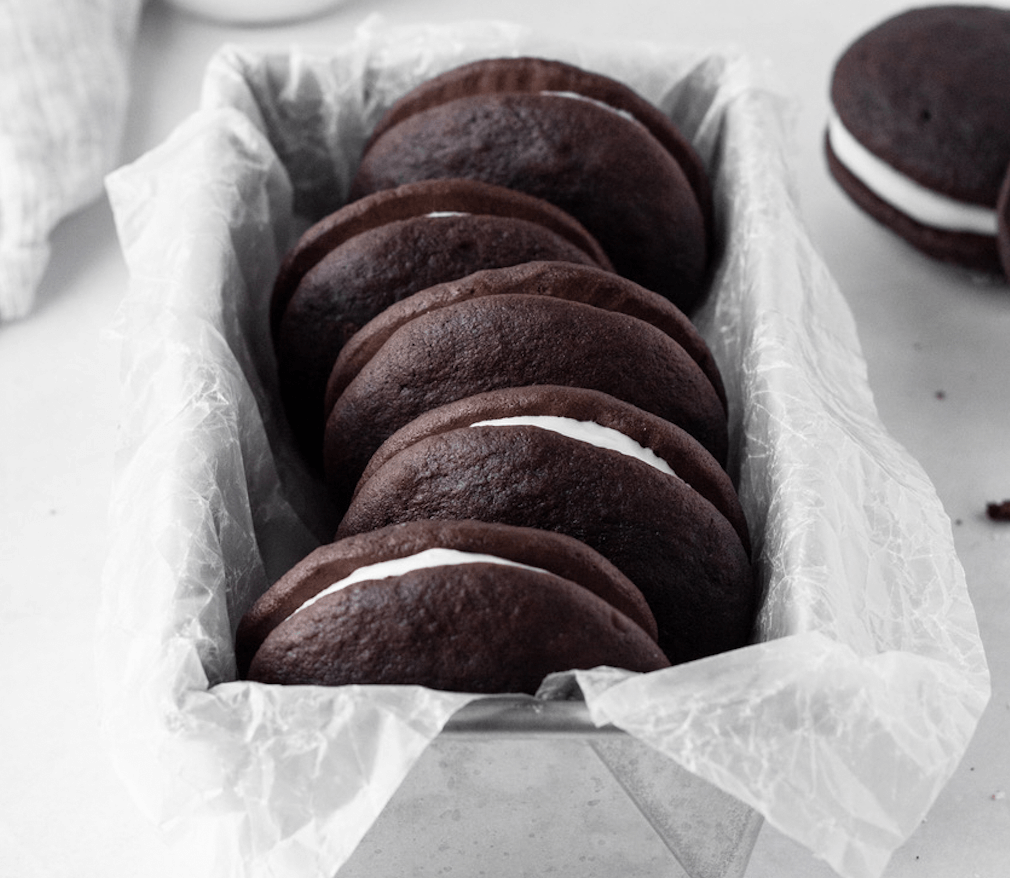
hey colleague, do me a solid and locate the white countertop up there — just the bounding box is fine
[2,1,1008,876]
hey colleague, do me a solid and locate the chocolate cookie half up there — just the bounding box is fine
[349,57,711,311]
[826,6,1010,272]
[273,178,611,457]
[270,177,611,336]
[336,403,756,665]
[322,260,727,419]
[323,293,729,512]
[238,520,667,693]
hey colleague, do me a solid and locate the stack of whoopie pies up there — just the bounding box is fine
[239,57,758,695]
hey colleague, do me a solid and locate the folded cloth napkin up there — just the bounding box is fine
[0,0,144,320]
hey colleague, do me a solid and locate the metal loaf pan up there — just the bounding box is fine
[340,699,763,878]
[100,20,988,878]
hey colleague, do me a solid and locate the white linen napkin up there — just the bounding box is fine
[0,0,143,320]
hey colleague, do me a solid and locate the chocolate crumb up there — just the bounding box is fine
[987,500,1010,521]
[935,390,945,399]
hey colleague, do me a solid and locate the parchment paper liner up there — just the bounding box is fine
[99,18,989,878]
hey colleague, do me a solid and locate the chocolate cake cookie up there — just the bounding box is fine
[273,179,611,456]
[322,260,727,419]
[323,292,729,512]
[826,6,1010,272]
[335,403,756,665]
[238,520,668,693]
[349,57,711,311]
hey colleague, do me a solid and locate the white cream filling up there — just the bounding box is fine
[541,90,641,127]
[827,111,997,235]
[288,548,548,620]
[469,414,678,478]
[425,211,469,218]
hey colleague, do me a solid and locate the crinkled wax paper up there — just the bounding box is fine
[98,18,989,878]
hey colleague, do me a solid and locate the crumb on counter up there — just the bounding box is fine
[986,500,1010,521]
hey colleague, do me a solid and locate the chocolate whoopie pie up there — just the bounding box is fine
[352,385,750,553]
[273,178,612,456]
[323,292,729,512]
[238,520,668,693]
[322,260,727,419]
[826,6,1010,273]
[349,57,712,311]
[335,394,756,665]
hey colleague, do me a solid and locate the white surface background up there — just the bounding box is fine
[1,1,1008,876]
